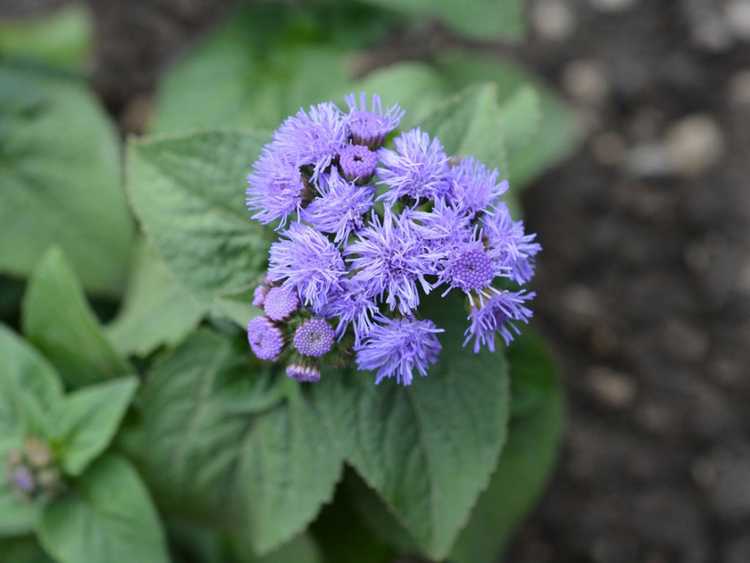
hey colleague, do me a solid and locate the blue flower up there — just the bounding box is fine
[346,209,436,315]
[450,157,508,215]
[293,318,336,357]
[268,223,346,311]
[409,197,473,252]
[320,278,379,345]
[247,316,284,361]
[272,102,349,181]
[378,128,451,205]
[246,148,304,227]
[339,144,378,181]
[263,286,299,321]
[463,290,535,353]
[286,363,321,382]
[346,92,404,148]
[301,169,374,244]
[482,203,541,284]
[356,316,443,385]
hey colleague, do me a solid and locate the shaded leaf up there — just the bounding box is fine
[0,65,133,294]
[22,248,131,388]
[38,454,170,563]
[107,239,205,357]
[312,294,510,559]
[55,377,138,476]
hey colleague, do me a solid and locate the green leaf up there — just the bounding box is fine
[0,5,92,71]
[418,83,508,175]
[0,65,133,294]
[0,537,55,563]
[357,0,525,40]
[127,130,270,323]
[313,294,510,560]
[0,325,62,536]
[138,330,342,555]
[450,331,564,563]
[232,532,323,563]
[436,54,580,189]
[22,248,131,388]
[107,239,206,357]
[37,454,170,563]
[152,4,357,134]
[497,87,542,156]
[55,377,138,476]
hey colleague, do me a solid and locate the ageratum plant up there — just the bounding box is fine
[245,94,539,385]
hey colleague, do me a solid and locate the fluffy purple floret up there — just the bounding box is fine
[482,203,542,284]
[272,102,349,181]
[286,363,321,383]
[450,157,509,215]
[247,317,284,361]
[268,223,346,310]
[464,290,535,353]
[339,144,378,181]
[355,317,443,385]
[11,466,35,494]
[409,197,472,251]
[246,148,304,227]
[301,170,374,244]
[320,279,379,345]
[443,242,495,293]
[346,92,404,148]
[346,210,436,315]
[263,286,299,321]
[293,318,335,357]
[378,128,451,205]
[252,285,269,308]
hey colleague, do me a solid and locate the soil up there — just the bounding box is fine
[3,1,750,562]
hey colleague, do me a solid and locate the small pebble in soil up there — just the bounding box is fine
[586,366,637,408]
[728,69,750,105]
[725,0,750,40]
[589,0,637,12]
[532,0,576,41]
[562,59,610,105]
[664,114,725,177]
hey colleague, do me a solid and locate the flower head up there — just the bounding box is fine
[346,209,436,315]
[272,102,349,181]
[293,318,335,358]
[346,92,404,148]
[246,148,305,227]
[268,223,346,310]
[301,170,374,244]
[356,317,443,385]
[286,363,321,383]
[247,316,284,361]
[263,286,299,321]
[252,284,269,308]
[378,129,451,204]
[450,157,508,215]
[10,466,34,494]
[464,290,535,353]
[409,197,472,252]
[482,203,541,284]
[320,278,379,345]
[339,144,378,181]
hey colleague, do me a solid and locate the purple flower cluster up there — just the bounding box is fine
[245,93,540,385]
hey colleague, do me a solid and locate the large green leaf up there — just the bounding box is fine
[138,330,342,555]
[356,0,525,40]
[151,3,384,134]
[0,538,54,563]
[54,377,138,476]
[37,454,170,563]
[418,83,508,176]
[0,65,133,294]
[0,4,92,71]
[0,325,62,536]
[107,239,206,357]
[436,54,580,190]
[22,248,131,388]
[450,331,564,563]
[313,294,510,560]
[127,130,269,317]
